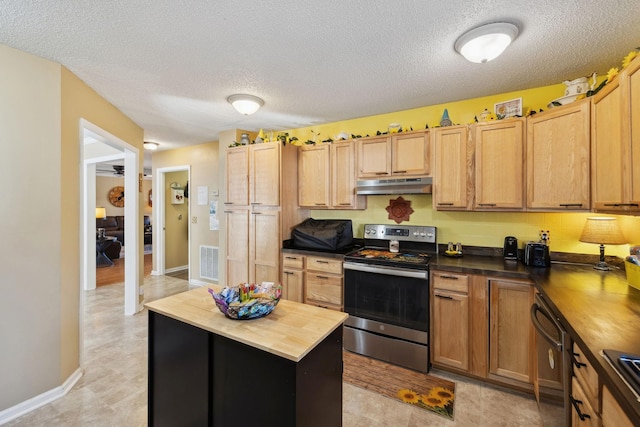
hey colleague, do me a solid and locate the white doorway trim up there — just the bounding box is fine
[154,165,191,277]
[79,118,141,317]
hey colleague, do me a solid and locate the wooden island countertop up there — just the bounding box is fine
[144,286,349,362]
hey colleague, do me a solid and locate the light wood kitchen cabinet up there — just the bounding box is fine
[433,125,472,210]
[356,131,430,178]
[474,119,525,210]
[298,141,365,209]
[592,54,640,213]
[224,208,249,286]
[526,99,591,210]
[488,278,535,386]
[602,385,634,427]
[223,141,306,285]
[298,144,330,207]
[304,256,343,310]
[571,377,599,427]
[431,271,488,377]
[281,253,304,303]
[571,342,600,426]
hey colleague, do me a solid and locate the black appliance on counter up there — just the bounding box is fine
[503,236,518,260]
[291,218,354,252]
[343,224,437,373]
[524,242,551,267]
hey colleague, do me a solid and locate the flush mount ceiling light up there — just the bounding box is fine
[227,94,264,115]
[455,22,519,63]
[143,142,159,151]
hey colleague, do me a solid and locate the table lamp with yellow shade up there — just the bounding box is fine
[579,217,627,271]
[96,207,107,239]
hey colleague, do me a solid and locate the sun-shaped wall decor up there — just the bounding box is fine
[386,196,414,224]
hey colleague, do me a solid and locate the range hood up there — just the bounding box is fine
[355,177,432,195]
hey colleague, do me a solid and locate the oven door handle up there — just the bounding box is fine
[343,262,427,279]
[530,303,563,352]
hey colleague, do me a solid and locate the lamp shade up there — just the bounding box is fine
[95,207,107,219]
[455,22,519,63]
[579,217,626,245]
[227,94,264,115]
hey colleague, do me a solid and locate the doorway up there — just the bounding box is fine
[153,166,191,281]
[80,119,141,317]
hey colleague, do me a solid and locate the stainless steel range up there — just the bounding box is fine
[343,224,437,373]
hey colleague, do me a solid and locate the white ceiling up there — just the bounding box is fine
[1,1,639,152]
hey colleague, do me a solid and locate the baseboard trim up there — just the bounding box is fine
[0,368,83,424]
[165,265,188,274]
[189,278,217,287]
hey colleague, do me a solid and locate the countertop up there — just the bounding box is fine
[432,254,640,422]
[144,286,348,362]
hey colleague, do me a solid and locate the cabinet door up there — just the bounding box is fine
[304,271,342,310]
[282,268,303,302]
[433,125,471,210]
[357,137,391,178]
[592,80,626,210]
[299,144,330,207]
[250,209,280,284]
[225,147,249,206]
[250,144,280,207]
[489,279,534,384]
[391,131,430,176]
[624,56,640,206]
[432,289,469,371]
[602,386,634,427]
[225,208,249,285]
[331,141,364,209]
[526,100,590,210]
[571,377,600,427]
[474,119,525,210]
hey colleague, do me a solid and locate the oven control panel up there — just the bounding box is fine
[363,224,436,243]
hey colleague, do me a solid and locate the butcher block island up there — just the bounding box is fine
[145,286,348,427]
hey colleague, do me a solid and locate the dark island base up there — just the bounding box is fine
[148,312,344,427]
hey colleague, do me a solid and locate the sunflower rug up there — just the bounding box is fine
[343,350,455,420]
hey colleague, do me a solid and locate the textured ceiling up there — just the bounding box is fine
[1,1,639,151]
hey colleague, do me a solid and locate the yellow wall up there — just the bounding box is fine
[96,176,152,218]
[153,141,220,281]
[284,82,640,259]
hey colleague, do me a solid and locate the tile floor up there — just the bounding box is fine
[6,275,545,426]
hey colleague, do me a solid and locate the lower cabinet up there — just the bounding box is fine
[571,377,599,426]
[488,278,535,386]
[602,385,634,427]
[571,342,600,426]
[304,256,343,311]
[431,270,534,390]
[282,253,304,302]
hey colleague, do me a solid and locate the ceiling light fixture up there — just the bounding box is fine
[227,94,264,115]
[455,22,519,63]
[143,142,159,151]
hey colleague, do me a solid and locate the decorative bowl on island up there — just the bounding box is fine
[209,282,282,320]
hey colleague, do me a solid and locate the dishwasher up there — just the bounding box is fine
[530,292,571,426]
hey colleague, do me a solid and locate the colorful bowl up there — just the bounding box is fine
[208,284,282,320]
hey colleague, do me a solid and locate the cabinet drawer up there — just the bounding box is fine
[305,272,342,307]
[307,256,343,275]
[432,271,469,293]
[571,376,600,426]
[282,254,304,269]
[572,343,599,411]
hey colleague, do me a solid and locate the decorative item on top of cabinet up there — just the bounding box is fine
[356,130,430,179]
[526,99,590,210]
[473,118,525,210]
[432,125,473,210]
[591,53,640,213]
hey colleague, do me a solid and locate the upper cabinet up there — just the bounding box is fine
[298,141,366,210]
[433,125,472,210]
[356,130,430,179]
[474,119,526,210]
[225,143,280,207]
[591,55,640,213]
[526,99,591,210]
